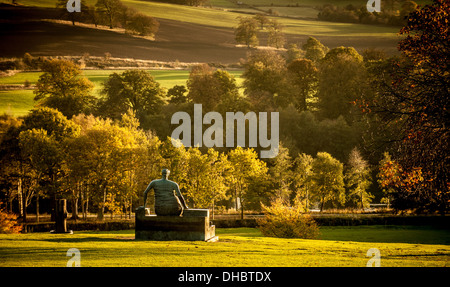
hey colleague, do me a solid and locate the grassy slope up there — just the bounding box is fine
[0,227,448,267]
[1,0,400,37]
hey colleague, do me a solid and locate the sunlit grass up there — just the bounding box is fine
[0,69,244,117]
[0,227,448,267]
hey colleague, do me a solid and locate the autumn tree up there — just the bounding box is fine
[367,0,449,213]
[186,65,241,111]
[345,148,373,209]
[228,147,268,219]
[292,153,314,210]
[19,107,80,221]
[268,144,292,203]
[267,19,285,49]
[317,47,370,123]
[183,148,229,218]
[310,152,345,211]
[302,37,328,62]
[34,59,95,118]
[242,50,291,110]
[287,58,318,112]
[95,0,123,29]
[234,16,259,48]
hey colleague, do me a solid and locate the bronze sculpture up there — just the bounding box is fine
[143,169,188,216]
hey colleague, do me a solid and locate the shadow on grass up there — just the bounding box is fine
[318,225,450,245]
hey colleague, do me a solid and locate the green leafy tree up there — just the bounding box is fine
[34,59,95,118]
[287,58,318,112]
[345,148,373,209]
[317,47,370,123]
[98,69,167,121]
[268,144,292,203]
[228,147,268,219]
[242,50,291,110]
[310,152,345,211]
[186,65,241,111]
[292,153,314,210]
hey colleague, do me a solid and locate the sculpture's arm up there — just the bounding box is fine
[174,183,188,209]
[143,181,154,208]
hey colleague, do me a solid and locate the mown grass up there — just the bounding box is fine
[0,226,448,267]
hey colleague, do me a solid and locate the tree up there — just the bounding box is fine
[285,43,305,64]
[234,16,259,48]
[56,0,88,25]
[345,148,373,209]
[228,147,268,219]
[267,19,285,49]
[183,148,229,218]
[317,47,370,123]
[268,144,292,203]
[367,0,449,213]
[302,37,328,62]
[186,65,241,111]
[287,58,318,112]
[34,59,95,118]
[95,0,123,29]
[168,85,188,104]
[292,153,314,210]
[253,14,270,30]
[310,152,345,211]
[98,69,167,121]
[16,107,80,222]
[242,50,291,110]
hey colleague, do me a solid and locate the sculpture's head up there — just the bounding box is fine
[162,169,170,179]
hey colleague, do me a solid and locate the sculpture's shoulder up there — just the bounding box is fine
[166,180,179,188]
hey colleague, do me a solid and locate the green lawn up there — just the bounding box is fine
[0,226,448,267]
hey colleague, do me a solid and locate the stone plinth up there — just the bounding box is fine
[135,208,217,241]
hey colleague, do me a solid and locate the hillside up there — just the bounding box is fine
[0,3,401,64]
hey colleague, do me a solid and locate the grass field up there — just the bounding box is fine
[0,226,448,267]
[3,0,401,37]
[0,69,244,117]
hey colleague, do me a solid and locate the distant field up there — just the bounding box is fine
[0,69,244,117]
[0,90,35,117]
[1,0,400,37]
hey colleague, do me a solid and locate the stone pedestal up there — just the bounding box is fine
[135,208,218,242]
[50,199,73,234]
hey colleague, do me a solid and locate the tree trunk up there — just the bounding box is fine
[36,193,39,223]
[18,177,23,218]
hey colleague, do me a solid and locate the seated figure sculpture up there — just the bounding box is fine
[136,169,217,241]
[143,169,188,216]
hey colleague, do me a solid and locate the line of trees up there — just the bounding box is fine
[234,14,285,49]
[56,0,159,37]
[317,0,418,26]
[0,1,448,222]
[0,105,374,222]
